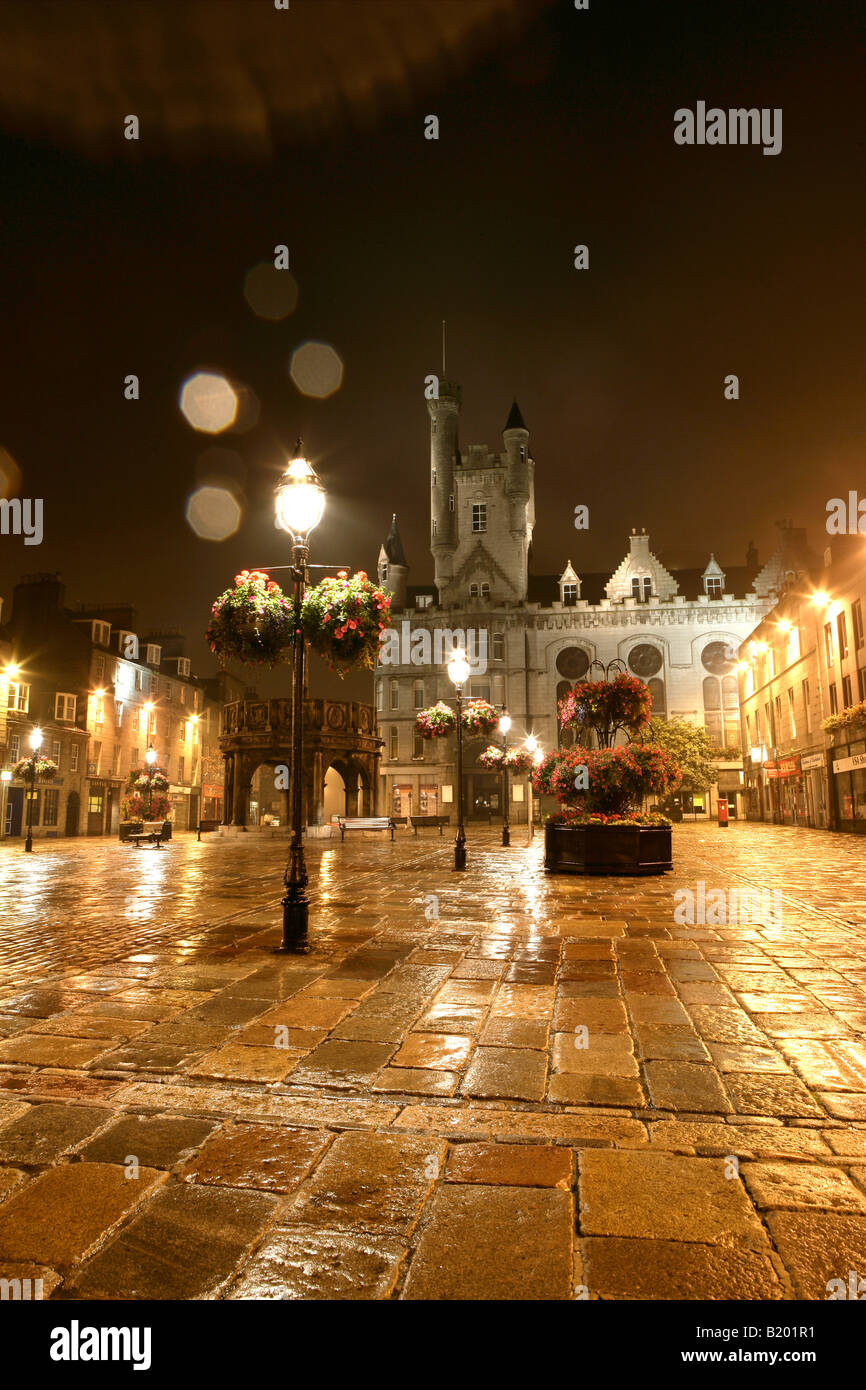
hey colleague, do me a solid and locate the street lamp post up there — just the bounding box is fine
[499,709,511,847]
[525,734,538,838]
[24,727,43,853]
[447,648,471,871]
[145,745,157,818]
[274,439,326,953]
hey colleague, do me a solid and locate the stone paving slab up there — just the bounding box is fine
[0,823,865,1299]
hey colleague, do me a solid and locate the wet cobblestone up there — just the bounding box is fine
[0,821,865,1299]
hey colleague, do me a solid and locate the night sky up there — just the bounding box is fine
[1,0,864,700]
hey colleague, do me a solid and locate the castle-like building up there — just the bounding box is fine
[375,381,810,821]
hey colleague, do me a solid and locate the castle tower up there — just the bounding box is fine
[428,380,461,593]
[377,514,409,611]
[502,400,534,601]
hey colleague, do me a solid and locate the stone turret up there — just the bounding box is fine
[377,514,409,611]
[503,400,530,535]
[428,380,461,592]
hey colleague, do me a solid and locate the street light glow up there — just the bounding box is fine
[29,728,43,752]
[274,444,326,540]
[499,712,512,735]
[447,648,471,687]
[525,734,538,753]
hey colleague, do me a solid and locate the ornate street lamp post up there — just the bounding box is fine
[145,745,157,818]
[24,727,43,853]
[499,709,511,847]
[524,733,538,839]
[447,647,470,871]
[274,439,326,953]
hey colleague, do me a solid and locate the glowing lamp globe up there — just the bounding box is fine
[499,712,512,735]
[275,442,325,540]
[29,728,43,752]
[524,734,538,754]
[447,649,471,687]
[145,747,157,767]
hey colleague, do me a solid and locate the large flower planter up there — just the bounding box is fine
[544,822,672,875]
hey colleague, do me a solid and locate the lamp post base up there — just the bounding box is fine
[453,836,466,871]
[24,840,33,854]
[277,889,312,954]
[502,825,510,847]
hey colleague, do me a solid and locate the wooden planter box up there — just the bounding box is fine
[544,822,672,876]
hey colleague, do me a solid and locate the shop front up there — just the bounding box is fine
[831,743,866,834]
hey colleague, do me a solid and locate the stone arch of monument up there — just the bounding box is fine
[220,696,382,829]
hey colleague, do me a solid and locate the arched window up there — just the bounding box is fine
[647,678,666,718]
[389,726,399,759]
[703,676,722,743]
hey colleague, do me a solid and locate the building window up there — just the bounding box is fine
[112,746,121,775]
[413,680,424,709]
[859,668,866,702]
[824,621,834,667]
[130,748,139,768]
[829,684,839,715]
[705,576,723,597]
[9,734,20,764]
[479,582,490,599]
[180,686,186,705]
[389,726,399,759]
[87,792,103,815]
[837,611,849,660]
[432,519,437,538]
[416,594,433,609]
[165,682,173,702]
[92,620,111,647]
[115,701,123,728]
[843,674,853,707]
[51,740,61,767]
[92,695,105,727]
[702,676,722,743]
[853,599,864,650]
[178,756,185,783]
[43,789,59,827]
[8,682,30,713]
[177,658,190,677]
[631,577,652,602]
[152,677,159,696]
[92,741,102,773]
[94,654,106,682]
[70,744,80,772]
[562,583,578,606]
[469,584,479,598]
[146,644,161,666]
[390,682,399,711]
[135,669,143,692]
[787,626,801,664]
[787,688,796,740]
[471,503,487,533]
[492,633,504,661]
[55,692,77,721]
[449,494,454,511]
[802,679,811,734]
[469,680,490,703]
[412,734,424,760]
[376,679,383,712]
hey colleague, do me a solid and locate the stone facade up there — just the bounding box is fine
[376,388,808,822]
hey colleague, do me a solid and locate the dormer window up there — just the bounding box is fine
[705,576,723,597]
[379,562,388,583]
[631,577,652,602]
[145,644,161,666]
[562,583,578,606]
[92,620,111,647]
[416,594,433,609]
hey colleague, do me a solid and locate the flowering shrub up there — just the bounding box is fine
[415,702,457,739]
[12,757,59,782]
[559,675,652,748]
[532,749,560,797]
[544,744,680,815]
[822,700,866,734]
[505,747,536,775]
[477,745,504,770]
[207,569,294,667]
[548,808,672,828]
[461,699,500,736]
[121,767,172,822]
[302,570,391,677]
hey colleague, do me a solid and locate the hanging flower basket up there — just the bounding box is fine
[415,702,457,739]
[505,747,535,775]
[461,699,500,737]
[207,570,294,667]
[121,766,172,823]
[13,757,59,782]
[559,675,652,748]
[302,571,391,677]
[477,745,505,770]
[134,769,169,794]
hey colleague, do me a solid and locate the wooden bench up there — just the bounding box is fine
[338,816,395,841]
[197,818,220,842]
[408,815,450,835]
[128,821,172,849]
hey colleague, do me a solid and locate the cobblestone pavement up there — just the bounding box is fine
[1,821,865,1301]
